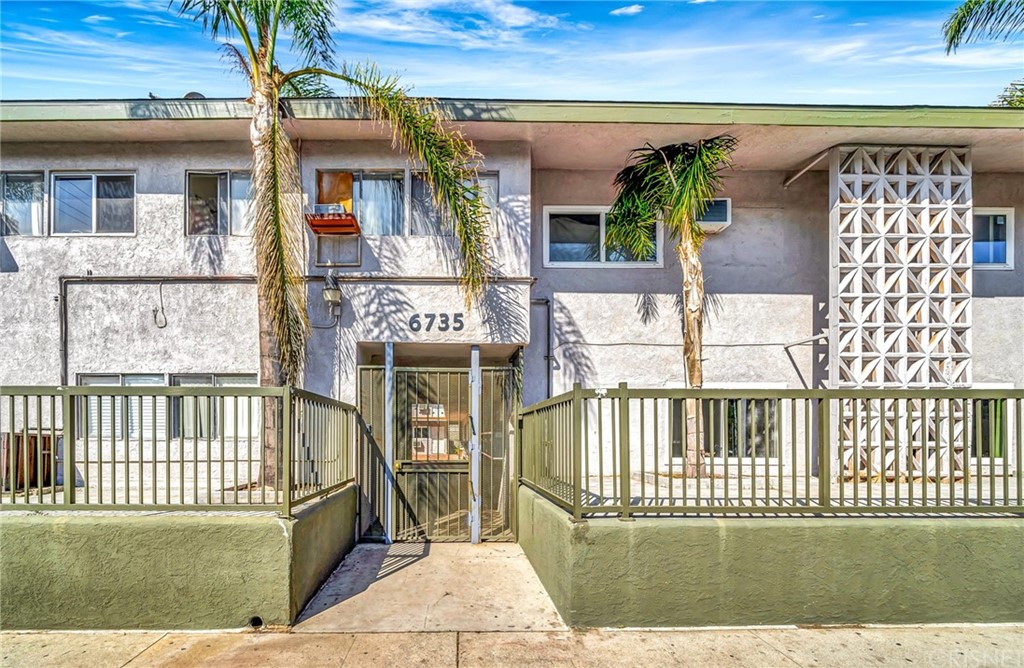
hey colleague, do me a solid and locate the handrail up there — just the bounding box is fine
[517,389,575,415]
[2,385,291,397]
[518,384,1024,517]
[290,387,358,412]
[1,385,362,514]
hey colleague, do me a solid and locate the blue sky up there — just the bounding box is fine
[1,0,1021,105]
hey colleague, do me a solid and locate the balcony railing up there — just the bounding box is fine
[0,385,367,515]
[518,384,1024,518]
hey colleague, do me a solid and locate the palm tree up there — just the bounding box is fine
[177,0,492,483]
[943,0,1024,53]
[993,79,1024,107]
[606,137,736,476]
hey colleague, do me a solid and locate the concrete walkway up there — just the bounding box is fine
[295,543,566,632]
[3,626,1022,667]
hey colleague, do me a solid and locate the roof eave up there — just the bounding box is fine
[2,97,1022,130]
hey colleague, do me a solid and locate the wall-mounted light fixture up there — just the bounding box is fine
[322,273,342,315]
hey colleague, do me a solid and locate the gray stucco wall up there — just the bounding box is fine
[1,141,1019,405]
[972,173,1024,388]
[0,140,531,402]
[525,169,829,405]
[0,142,259,388]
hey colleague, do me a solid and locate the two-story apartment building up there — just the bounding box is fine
[1,98,1022,541]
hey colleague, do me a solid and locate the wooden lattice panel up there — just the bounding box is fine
[830,147,973,478]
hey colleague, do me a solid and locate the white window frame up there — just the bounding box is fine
[1,171,46,237]
[76,373,166,439]
[542,205,664,268]
[50,172,137,237]
[184,170,252,237]
[973,207,1014,271]
[169,373,259,440]
[316,168,500,238]
[475,171,500,237]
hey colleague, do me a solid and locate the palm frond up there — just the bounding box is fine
[251,88,309,385]
[992,78,1024,106]
[297,62,492,303]
[280,72,335,97]
[177,0,234,39]
[176,0,259,80]
[278,0,336,69]
[944,0,1024,52]
[607,137,736,258]
[665,136,737,246]
[221,42,253,83]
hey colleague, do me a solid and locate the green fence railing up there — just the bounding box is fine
[0,385,364,515]
[518,385,1024,517]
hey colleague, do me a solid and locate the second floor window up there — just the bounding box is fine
[543,206,661,267]
[316,170,403,235]
[187,171,253,236]
[411,172,498,236]
[1,172,44,236]
[316,169,498,236]
[53,173,135,235]
[356,171,404,235]
[973,207,1013,270]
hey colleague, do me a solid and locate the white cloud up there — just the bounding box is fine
[688,0,716,4]
[83,15,113,24]
[800,40,868,63]
[134,14,186,29]
[101,0,167,9]
[330,0,567,51]
[813,14,826,20]
[884,44,1024,68]
[475,0,558,28]
[1,0,1017,106]
[1,23,239,98]
[610,5,644,17]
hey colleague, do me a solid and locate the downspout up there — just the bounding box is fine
[530,298,552,398]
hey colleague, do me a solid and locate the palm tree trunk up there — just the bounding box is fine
[252,83,285,489]
[678,237,707,478]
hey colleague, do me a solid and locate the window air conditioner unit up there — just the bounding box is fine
[697,198,732,234]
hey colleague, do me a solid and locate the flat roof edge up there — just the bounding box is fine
[2,98,1022,130]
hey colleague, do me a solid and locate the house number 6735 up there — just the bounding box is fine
[408,313,465,332]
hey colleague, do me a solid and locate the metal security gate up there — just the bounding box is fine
[357,365,517,542]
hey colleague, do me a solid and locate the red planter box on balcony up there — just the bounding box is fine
[304,212,361,236]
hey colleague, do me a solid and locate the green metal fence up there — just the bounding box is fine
[0,385,363,515]
[518,385,1024,517]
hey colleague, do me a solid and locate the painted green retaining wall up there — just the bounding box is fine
[290,485,358,620]
[518,486,1024,628]
[0,486,358,630]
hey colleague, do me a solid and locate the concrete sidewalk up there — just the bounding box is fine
[3,626,1022,667]
[295,542,566,632]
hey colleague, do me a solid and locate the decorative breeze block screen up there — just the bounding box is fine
[831,146,973,479]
